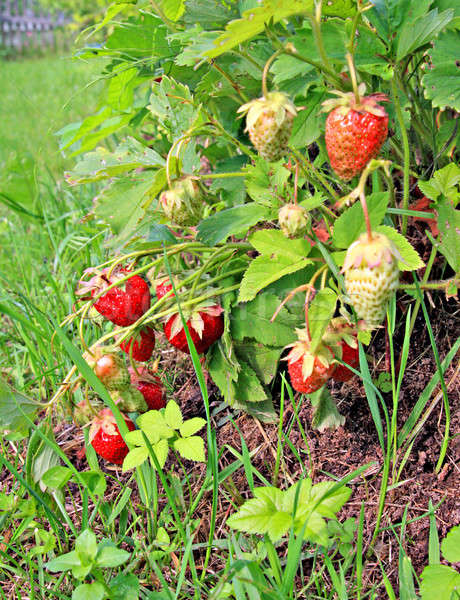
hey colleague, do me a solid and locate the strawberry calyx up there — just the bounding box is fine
[166,301,224,340]
[237,91,297,130]
[285,328,334,381]
[89,408,120,443]
[76,265,132,298]
[342,232,401,272]
[128,365,160,385]
[321,83,388,118]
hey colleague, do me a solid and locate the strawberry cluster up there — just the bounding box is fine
[75,267,224,465]
[286,318,360,396]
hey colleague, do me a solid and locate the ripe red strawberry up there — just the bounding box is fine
[333,340,359,382]
[286,329,335,394]
[322,84,388,181]
[155,278,174,301]
[323,317,359,383]
[94,353,130,390]
[164,304,224,354]
[89,408,135,465]
[120,326,156,362]
[129,366,166,410]
[77,266,150,327]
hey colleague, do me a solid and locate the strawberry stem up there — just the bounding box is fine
[360,190,373,241]
[346,53,361,105]
[293,162,299,204]
[262,49,283,98]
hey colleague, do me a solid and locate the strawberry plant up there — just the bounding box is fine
[54,0,458,439]
[3,4,458,596]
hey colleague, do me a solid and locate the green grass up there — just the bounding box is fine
[0,54,103,176]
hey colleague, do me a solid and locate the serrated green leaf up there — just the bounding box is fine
[310,388,345,431]
[420,564,460,600]
[422,29,460,111]
[250,229,311,260]
[0,376,40,434]
[441,525,460,563]
[148,77,205,140]
[377,225,425,271]
[66,137,165,184]
[125,429,148,446]
[308,289,337,354]
[396,9,453,61]
[164,400,183,429]
[332,192,389,248]
[161,0,185,21]
[205,0,355,59]
[227,487,291,541]
[238,255,311,303]
[437,200,460,272]
[235,342,282,384]
[233,360,268,403]
[137,410,175,438]
[174,436,205,461]
[231,294,298,347]
[197,204,269,246]
[72,583,105,600]
[309,481,352,518]
[150,439,170,469]
[96,546,130,568]
[94,170,163,236]
[122,447,149,471]
[179,417,206,437]
[184,0,240,29]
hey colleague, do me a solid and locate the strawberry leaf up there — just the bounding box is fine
[174,436,205,462]
[205,0,356,59]
[441,525,460,563]
[164,400,183,429]
[179,417,206,438]
[238,256,311,303]
[231,294,299,347]
[376,225,425,271]
[197,204,270,246]
[420,565,460,600]
[72,583,105,600]
[422,29,460,111]
[333,192,389,249]
[436,199,460,272]
[122,447,149,471]
[310,388,345,431]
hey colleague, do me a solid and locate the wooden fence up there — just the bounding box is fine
[0,0,69,51]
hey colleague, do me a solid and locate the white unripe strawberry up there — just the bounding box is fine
[237,92,297,161]
[278,204,310,238]
[342,232,400,329]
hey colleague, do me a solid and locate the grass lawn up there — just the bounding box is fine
[0,54,103,178]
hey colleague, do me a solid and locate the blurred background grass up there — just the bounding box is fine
[0,55,102,175]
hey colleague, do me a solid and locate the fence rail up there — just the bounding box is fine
[0,0,69,50]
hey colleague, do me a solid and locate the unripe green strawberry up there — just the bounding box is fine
[237,92,297,161]
[278,204,310,238]
[159,177,203,226]
[342,232,400,329]
[94,353,130,390]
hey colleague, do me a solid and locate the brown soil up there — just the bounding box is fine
[1,251,459,598]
